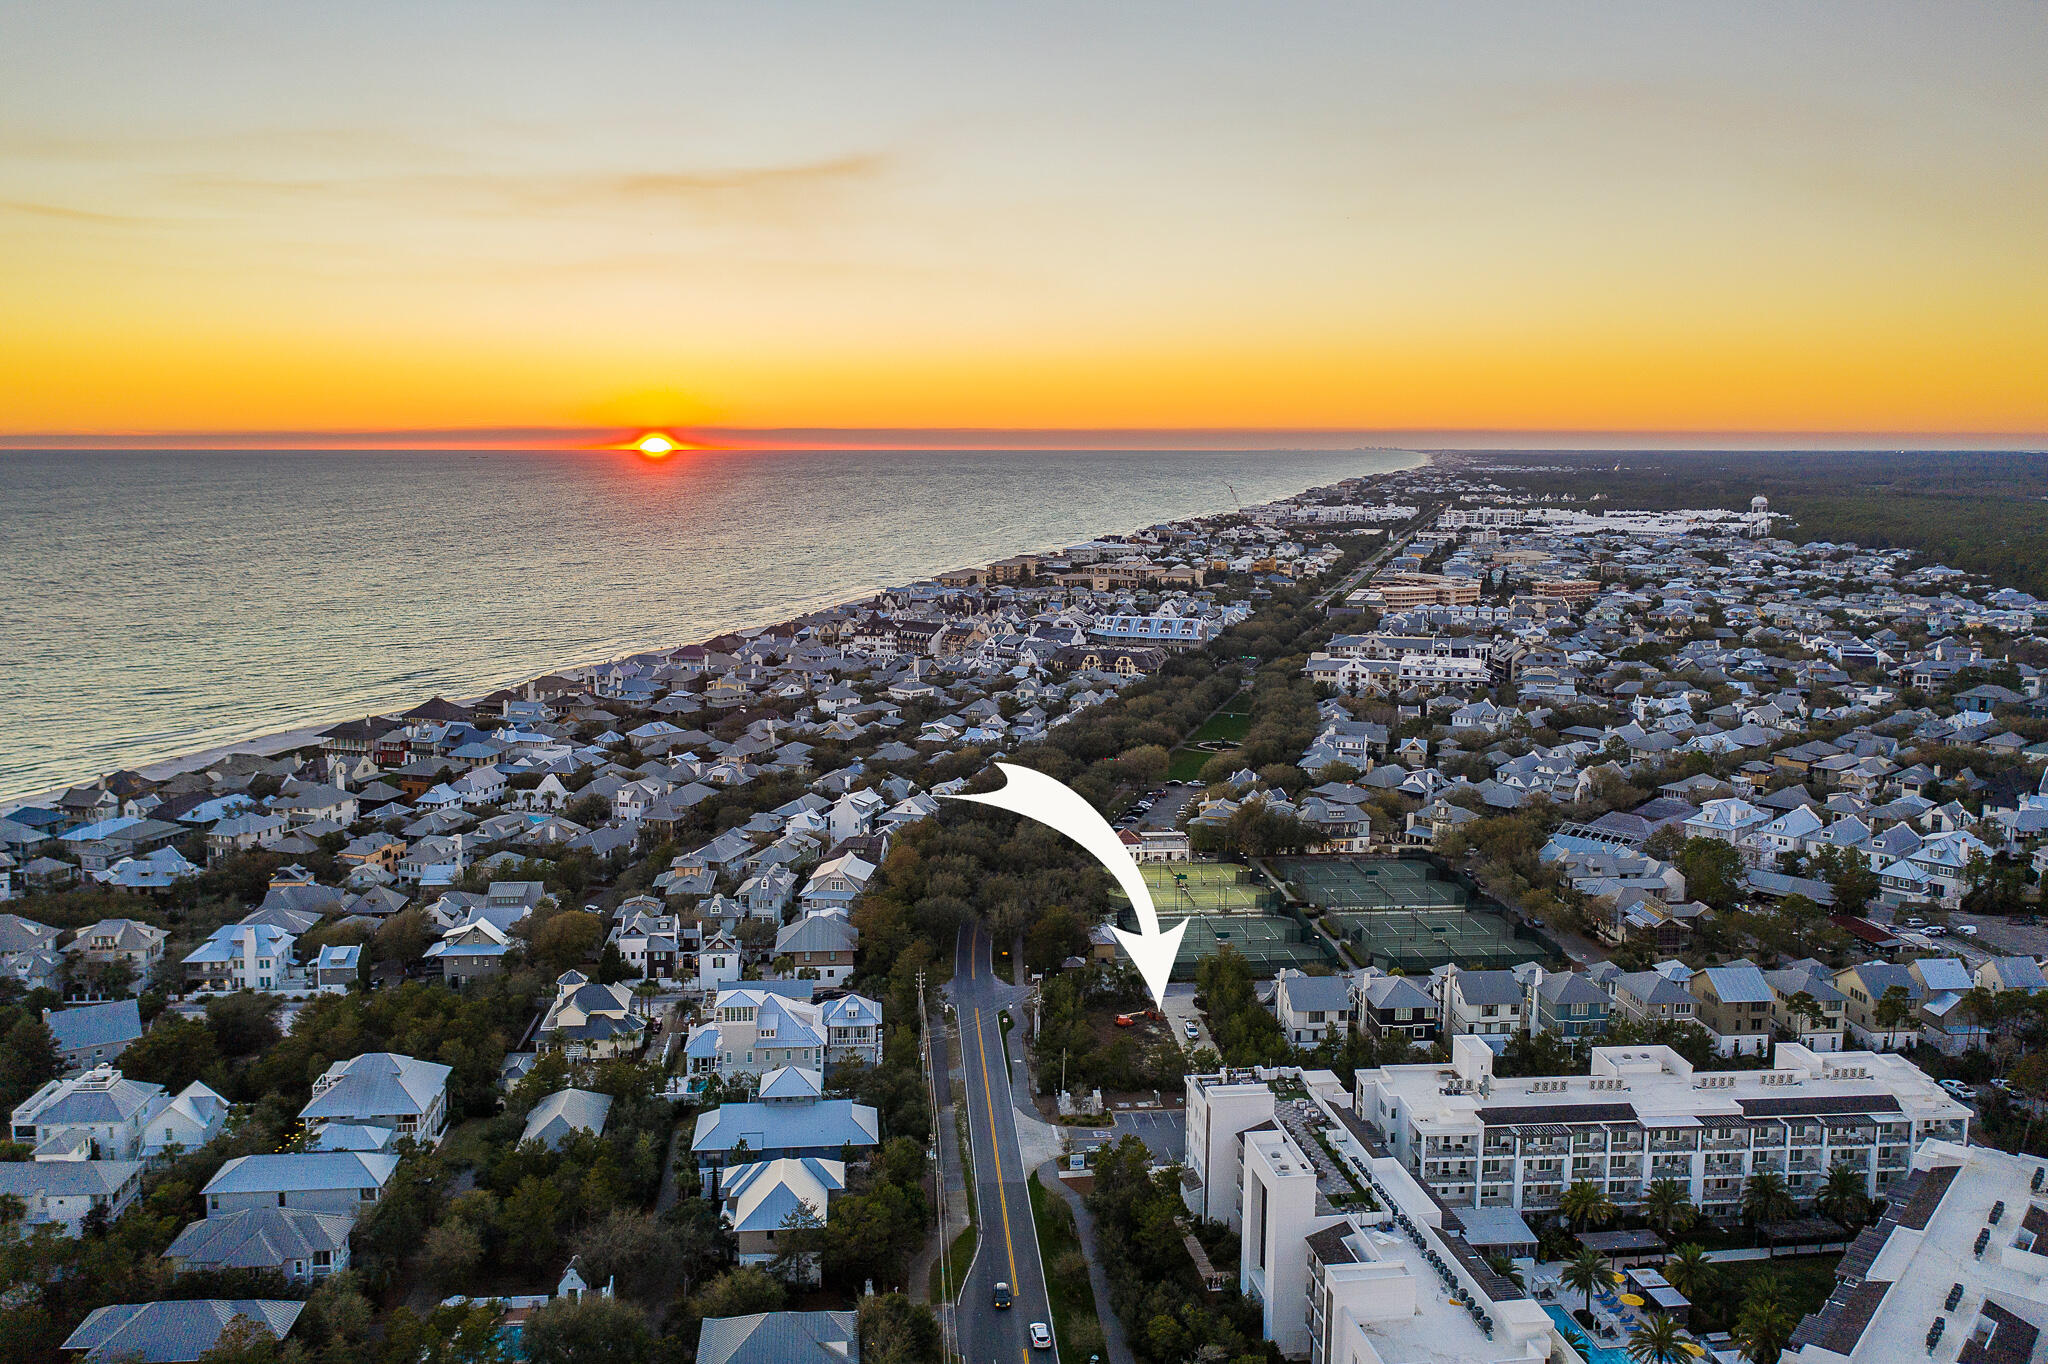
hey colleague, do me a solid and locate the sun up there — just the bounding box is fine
[636,433,677,457]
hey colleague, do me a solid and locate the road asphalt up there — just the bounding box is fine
[950,922,1059,1364]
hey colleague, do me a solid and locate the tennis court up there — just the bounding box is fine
[1274,856,1471,912]
[1117,862,1280,916]
[1335,905,1528,973]
[1156,910,1340,979]
[1274,856,1529,972]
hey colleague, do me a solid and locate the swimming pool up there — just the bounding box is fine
[1543,1304,1633,1364]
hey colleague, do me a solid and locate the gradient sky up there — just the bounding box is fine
[3,2,2046,441]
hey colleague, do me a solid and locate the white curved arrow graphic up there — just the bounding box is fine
[942,761,1187,1009]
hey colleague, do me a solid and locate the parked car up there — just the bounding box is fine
[1905,916,1928,928]
[993,1281,1012,1310]
[1941,1079,1978,1101]
[1185,1021,1199,1039]
[1923,924,1948,937]
[1957,924,1979,936]
[1030,1323,1053,1350]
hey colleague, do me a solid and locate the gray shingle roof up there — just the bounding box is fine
[164,1206,352,1270]
[697,1310,859,1364]
[63,1300,305,1362]
[520,1088,613,1150]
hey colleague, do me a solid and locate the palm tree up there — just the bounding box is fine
[1816,1161,1870,1227]
[1562,1245,1612,1318]
[1627,1313,1690,1364]
[1731,1285,1798,1363]
[1662,1243,1715,1303]
[1487,1252,1527,1293]
[1643,1178,1696,1239]
[1562,1179,1619,1232]
[1743,1170,1796,1229]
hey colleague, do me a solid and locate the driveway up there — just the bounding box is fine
[1160,982,1213,1052]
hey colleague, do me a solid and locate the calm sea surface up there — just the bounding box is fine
[0,447,1418,801]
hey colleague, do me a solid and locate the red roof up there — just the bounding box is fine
[1830,914,1899,946]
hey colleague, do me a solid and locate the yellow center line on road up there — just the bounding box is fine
[973,1006,1022,1304]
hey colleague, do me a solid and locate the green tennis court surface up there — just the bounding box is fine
[1274,856,1528,972]
[1111,862,1334,977]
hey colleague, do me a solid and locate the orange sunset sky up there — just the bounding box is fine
[3,2,2046,445]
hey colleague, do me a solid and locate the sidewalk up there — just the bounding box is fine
[1038,1159,1136,1364]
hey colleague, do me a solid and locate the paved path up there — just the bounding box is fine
[1036,1160,1136,1364]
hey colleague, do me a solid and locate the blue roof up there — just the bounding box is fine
[45,999,143,1054]
[690,1099,879,1155]
[204,1151,399,1195]
[64,1300,304,1363]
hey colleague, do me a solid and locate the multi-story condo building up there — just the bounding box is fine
[1355,1037,1969,1223]
[1784,1139,2048,1364]
[1185,1067,1565,1364]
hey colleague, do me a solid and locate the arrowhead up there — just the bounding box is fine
[1110,921,1188,1011]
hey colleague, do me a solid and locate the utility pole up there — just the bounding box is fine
[917,969,960,1363]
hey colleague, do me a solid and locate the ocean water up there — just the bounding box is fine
[0,446,1418,801]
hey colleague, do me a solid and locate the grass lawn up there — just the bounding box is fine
[439,1117,497,1172]
[1167,746,1222,783]
[1186,707,1253,745]
[1029,1172,1105,1361]
[926,1223,979,1303]
[1694,1253,1842,1333]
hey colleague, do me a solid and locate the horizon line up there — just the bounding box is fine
[2,424,2046,453]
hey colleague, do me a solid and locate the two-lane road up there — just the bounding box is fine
[952,923,1057,1364]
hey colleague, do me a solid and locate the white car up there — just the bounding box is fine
[1185,1021,1200,1040]
[1922,924,1948,937]
[1030,1322,1053,1350]
[1941,1079,1979,1101]
[1957,924,1979,936]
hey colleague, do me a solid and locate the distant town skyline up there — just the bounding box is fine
[5,1,2046,439]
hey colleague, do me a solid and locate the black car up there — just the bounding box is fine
[993,1281,1012,1309]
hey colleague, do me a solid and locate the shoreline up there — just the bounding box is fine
[3,453,1422,813]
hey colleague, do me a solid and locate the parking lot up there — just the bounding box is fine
[1948,911,2048,963]
[1069,1109,1187,1163]
[1119,782,1199,832]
